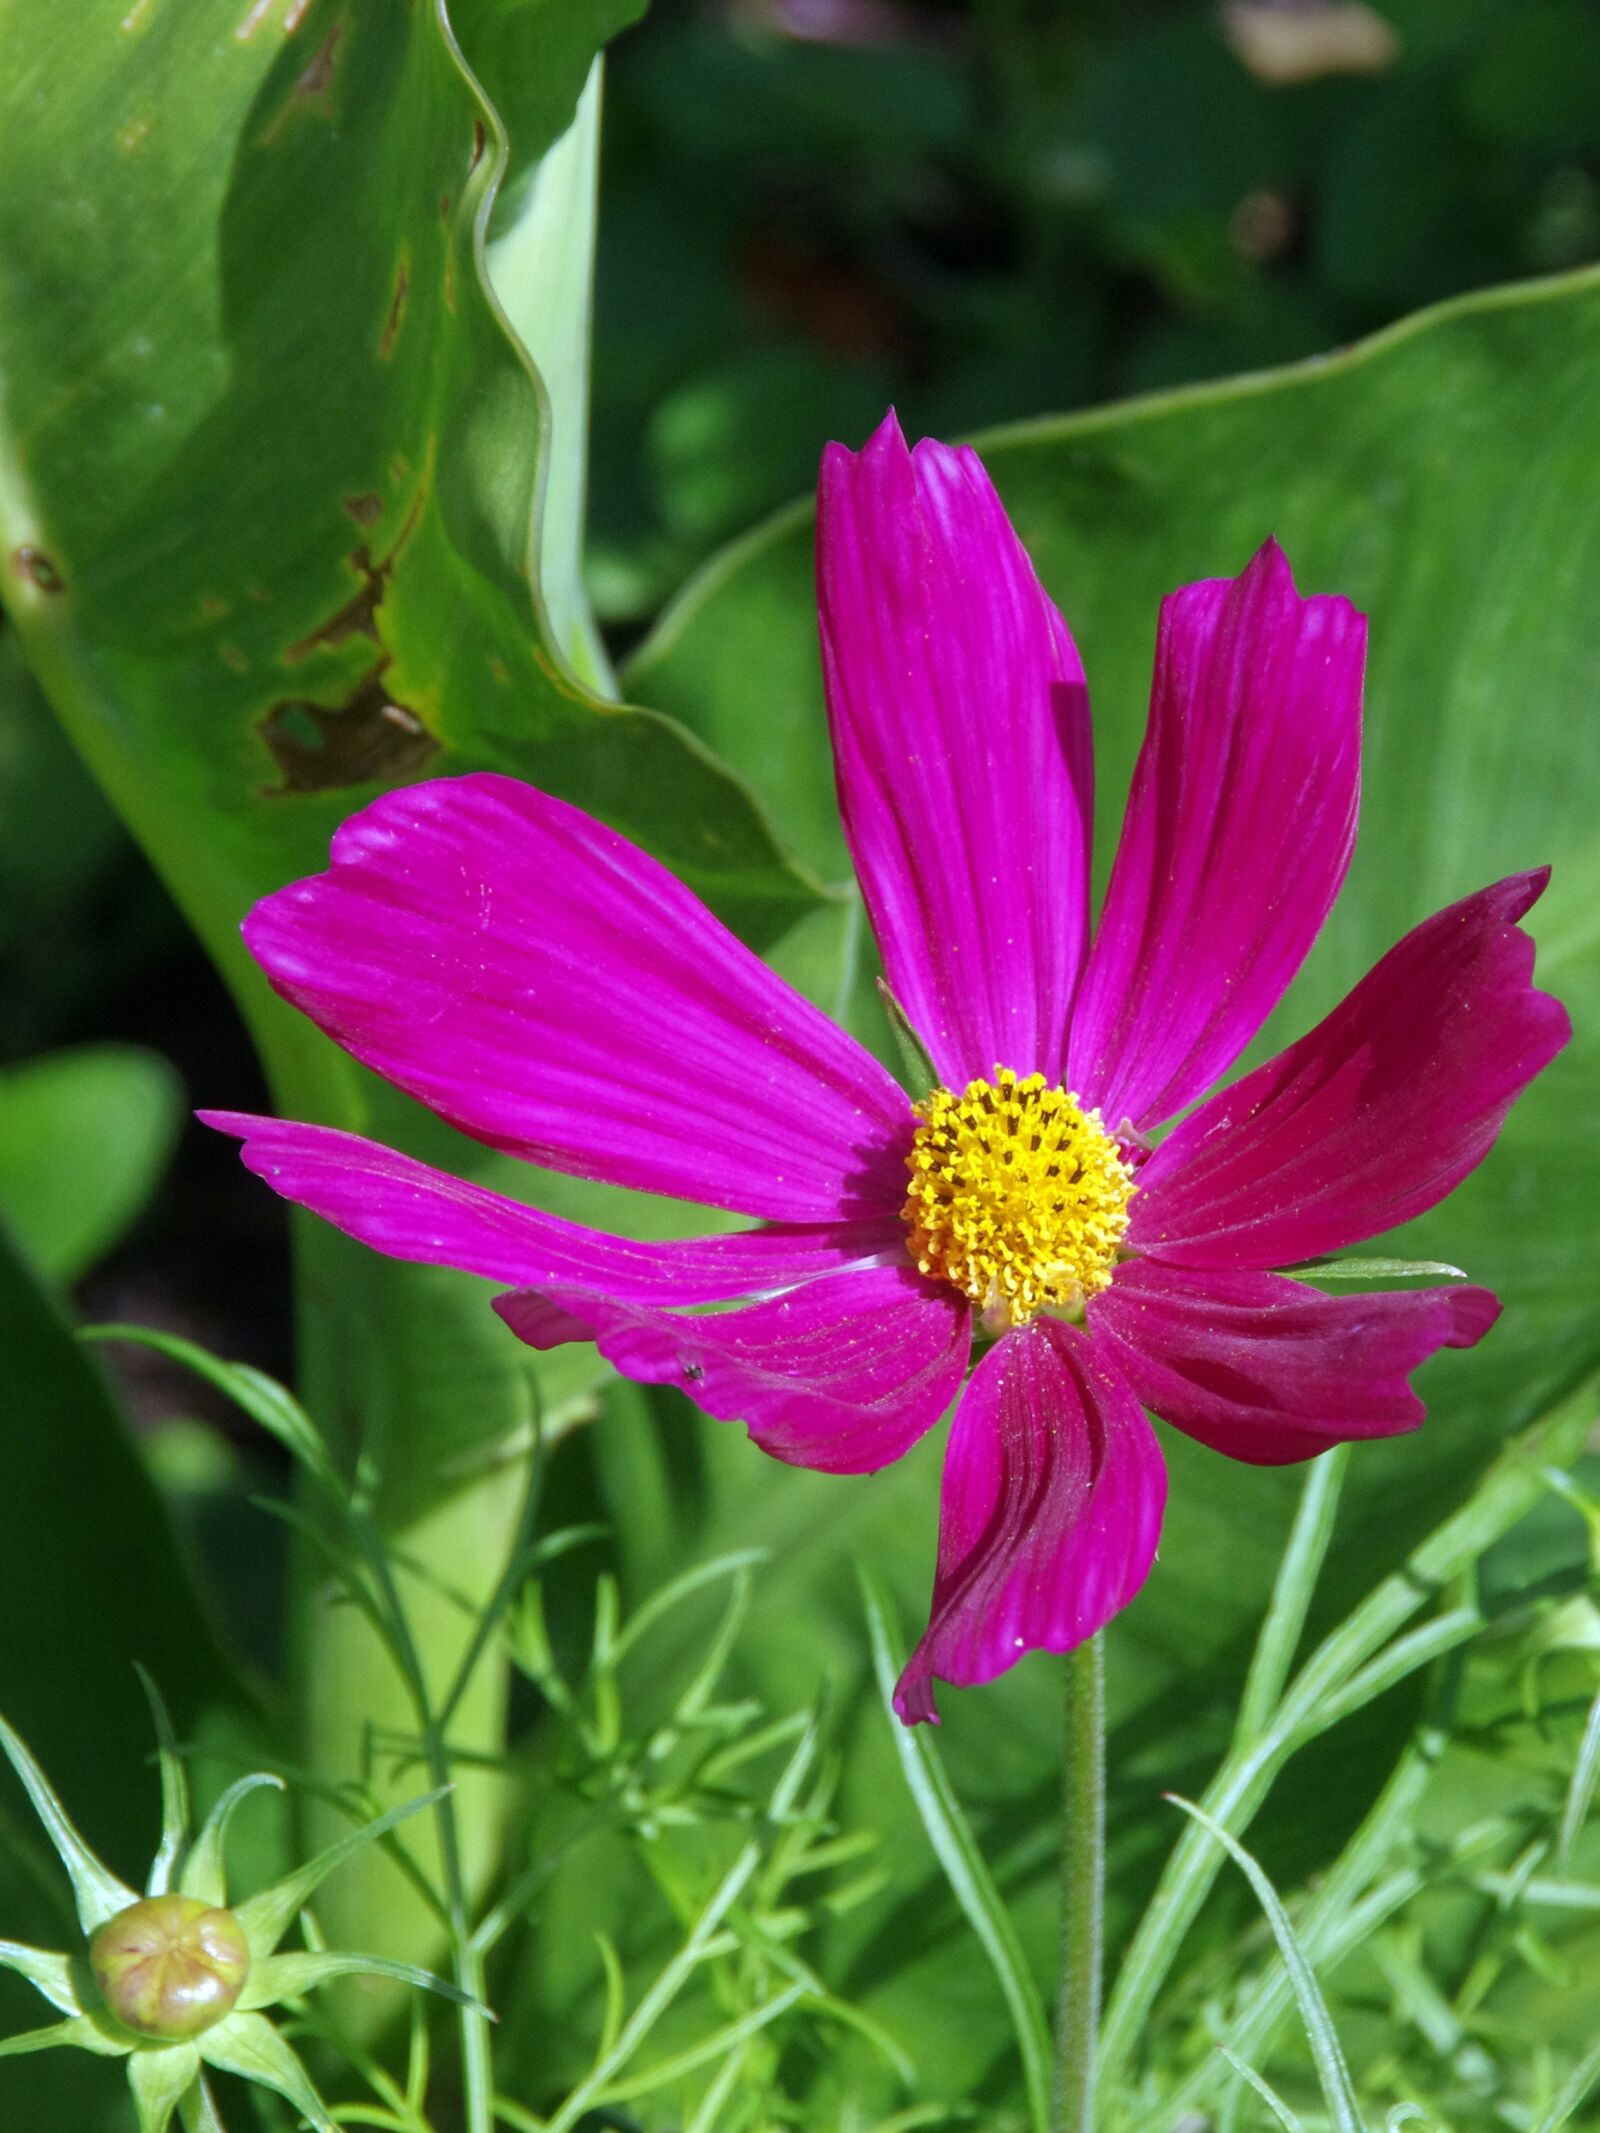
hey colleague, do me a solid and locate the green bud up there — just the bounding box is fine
[89,1893,251,2040]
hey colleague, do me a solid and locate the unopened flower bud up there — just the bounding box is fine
[89,1894,250,2040]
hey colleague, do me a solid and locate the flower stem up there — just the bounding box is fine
[1052,1635,1104,2133]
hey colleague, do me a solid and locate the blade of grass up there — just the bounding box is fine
[1098,1375,1596,2100]
[1532,2035,1600,2133]
[1168,1796,1364,2133]
[1236,1448,1349,1748]
[1217,2045,1309,2132]
[862,1574,1052,2133]
[1557,1681,1600,1866]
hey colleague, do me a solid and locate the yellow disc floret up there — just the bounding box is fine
[904,1068,1135,1331]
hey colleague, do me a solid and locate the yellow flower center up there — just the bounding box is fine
[903,1068,1135,1331]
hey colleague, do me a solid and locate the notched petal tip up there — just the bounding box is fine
[891,1673,940,1727]
[1071,536,1367,1133]
[1444,1283,1502,1349]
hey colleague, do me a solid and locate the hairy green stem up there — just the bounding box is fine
[1053,1636,1104,2133]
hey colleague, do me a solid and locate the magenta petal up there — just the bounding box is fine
[241,774,912,1222]
[501,1264,970,1476]
[1131,871,1572,1267]
[200,1111,903,1305]
[1069,541,1366,1131]
[1091,1260,1500,1466]
[817,412,1093,1087]
[894,1322,1165,1724]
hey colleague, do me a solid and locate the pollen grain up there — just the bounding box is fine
[903,1068,1134,1331]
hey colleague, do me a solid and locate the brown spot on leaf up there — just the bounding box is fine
[379,257,409,360]
[286,545,383,660]
[199,593,230,619]
[344,491,383,527]
[260,672,437,793]
[12,546,65,594]
[286,491,422,663]
[444,249,456,312]
[440,192,452,221]
[295,22,341,97]
[220,642,249,673]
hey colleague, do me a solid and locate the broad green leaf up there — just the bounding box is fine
[0,0,811,966]
[0,1225,237,1886]
[0,631,126,1040]
[0,1047,182,1285]
[0,0,809,1978]
[620,267,1600,2106]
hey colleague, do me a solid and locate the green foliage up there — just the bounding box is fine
[2,0,1599,2125]
[0,1046,182,1285]
[589,0,1600,616]
[0,0,822,1989]
[0,1693,467,2133]
[0,1229,236,1874]
[617,263,1600,2102]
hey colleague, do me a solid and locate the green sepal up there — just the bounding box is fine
[240,1948,486,2015]
[231,1789,446,1959]
[178,1773,287,1911]
[176,2072,227,2133]
[875,977,937,1096]
[127,2041,201,2133]
[135,1668,189,1900]
[1283,1256,1469,1284]
[198,2012,337,2133]
[0,2013,129,2060]
[0,1939,81,2017]
[0,1711,137,1933]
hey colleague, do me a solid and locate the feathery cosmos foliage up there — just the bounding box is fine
[205,413,1567,1724]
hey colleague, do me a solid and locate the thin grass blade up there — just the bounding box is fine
[863,1575,1052,2133]
[1168,1795,1364,2133]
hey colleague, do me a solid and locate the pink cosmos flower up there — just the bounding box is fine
[205,413,1569,1724]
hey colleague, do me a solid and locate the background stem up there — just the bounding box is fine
[1053,1635,1104,2133]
